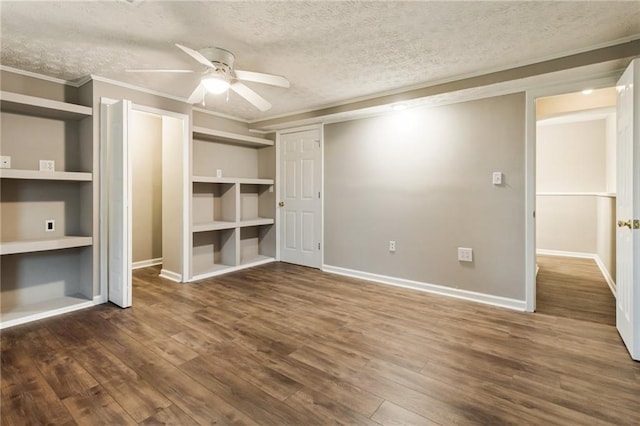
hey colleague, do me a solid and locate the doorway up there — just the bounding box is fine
[534,87,617,324]
[100,99,189,308]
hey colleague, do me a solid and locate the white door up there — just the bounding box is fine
[279,128,322,268]
[108,100,133,308]
[616,59,640,361]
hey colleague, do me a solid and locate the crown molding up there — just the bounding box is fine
[0,65,78,86]
[192,106,247,123]
[89,74,188,103]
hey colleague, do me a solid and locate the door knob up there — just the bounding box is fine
[618,220,632,229]
[279,201,285,207]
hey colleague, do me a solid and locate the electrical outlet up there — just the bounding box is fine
[0,156,11,169]
[389,240,396,252]
[216,169,223,178]
[39,160,55,172]
[45,219,55,232]
[458,247,473,262]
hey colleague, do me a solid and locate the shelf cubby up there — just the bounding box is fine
[0,90,95,329]
[192,229,238,278]
[192,182,236,231]
[1,247,93,328]
[190,115,276,280]
[239,225,275,265]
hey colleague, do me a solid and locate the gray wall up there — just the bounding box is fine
[324,93,526,301]
[131,111,163,263]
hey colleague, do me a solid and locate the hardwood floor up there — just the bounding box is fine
[536,255,616,326]
[2,262,639,425]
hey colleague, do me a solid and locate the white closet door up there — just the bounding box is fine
[108,100,133,308]
[616,59,640,361]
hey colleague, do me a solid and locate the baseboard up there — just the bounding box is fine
[132,258,162,270]
[536,249,616,296]
[190,257,275,281]
[93,294,108,304]
[322,265,526,312]
[593,255,617,296]
[160,269,182,283]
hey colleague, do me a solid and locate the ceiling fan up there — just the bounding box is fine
[127,44,290,111]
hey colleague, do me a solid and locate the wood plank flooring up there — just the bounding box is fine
[2,262,639,425]
[536,255,616,326]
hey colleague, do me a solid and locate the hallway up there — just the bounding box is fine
[536,255,616,326]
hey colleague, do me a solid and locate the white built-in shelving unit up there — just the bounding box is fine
[0,90,95,328]
[190,120,276,280]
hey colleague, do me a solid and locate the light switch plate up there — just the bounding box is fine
[216,169,223,178]
[492,171,503,185]
[40,160,55,172]
[0,156,10,169]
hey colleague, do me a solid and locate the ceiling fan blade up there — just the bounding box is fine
[230,82,271,111]
[175,43,214,68]
[126,69,195,73]
[187,83,206,104]
[234,69,290,88]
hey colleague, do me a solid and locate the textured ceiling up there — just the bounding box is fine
[1,1,640,121]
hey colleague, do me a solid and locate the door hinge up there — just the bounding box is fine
[318,191,321,199]
[318,243,321,250]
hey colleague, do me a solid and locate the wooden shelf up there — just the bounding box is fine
[191,256,274,281]
[238,218,275,228]
[192,176,274,185]
[0,91,92,120]
[0,169,92,181]
[192,221,237,233]
[0,236,93,255]
[1,295,93,329]
[192,127,273,147]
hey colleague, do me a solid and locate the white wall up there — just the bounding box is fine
[536,117,615,280]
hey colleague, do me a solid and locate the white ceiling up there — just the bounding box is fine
[2,1,639,121]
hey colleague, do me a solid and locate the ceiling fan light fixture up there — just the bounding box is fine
[202,76,230,94]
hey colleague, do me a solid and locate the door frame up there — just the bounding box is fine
[524,72,620,312]
[275,124,324,267]
[99,98,190,301]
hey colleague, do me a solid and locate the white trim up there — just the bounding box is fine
[0,65,76,86]
[275,132,281,261]
[537,192,616,197]
[525,91,537,312]
[536,249,616,296]
[90,74,187,103]
[525,72,621,313]
[537,106,616,127]
[192,106,247,123]
[322,265,527,312]
[0,296,104,330]
[189,257,275,281]
[132,258,162,270]
[93,294,108,304]
[160,269,183,282]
